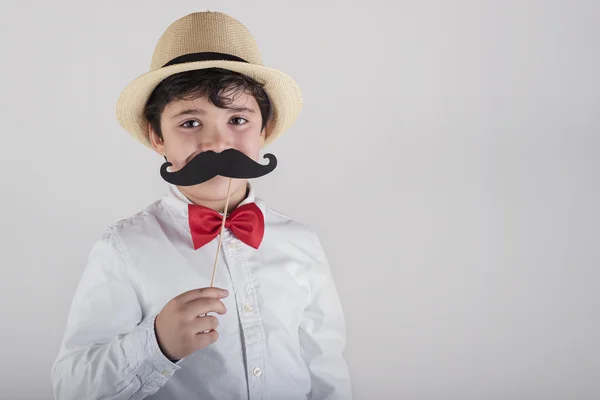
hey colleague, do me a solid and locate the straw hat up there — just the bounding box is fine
[116,11,303,149]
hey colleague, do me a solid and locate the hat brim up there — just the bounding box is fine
[116,60,303,149]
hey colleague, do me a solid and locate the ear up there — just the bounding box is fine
[148,123,165,156]
[259,125,267,147]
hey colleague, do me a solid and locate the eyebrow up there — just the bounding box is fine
[170,107,256,120]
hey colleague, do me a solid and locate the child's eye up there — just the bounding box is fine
[230,117,248,125]
[181,120,200,129]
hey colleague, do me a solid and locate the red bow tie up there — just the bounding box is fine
[188,203,265,250]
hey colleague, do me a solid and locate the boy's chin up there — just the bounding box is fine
[180,176,247,201]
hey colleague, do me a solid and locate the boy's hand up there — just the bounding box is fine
[155,287,228,361]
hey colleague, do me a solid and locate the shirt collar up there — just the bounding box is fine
[163,182,258,216]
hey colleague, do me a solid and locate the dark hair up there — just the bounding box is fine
[143,68,272,141]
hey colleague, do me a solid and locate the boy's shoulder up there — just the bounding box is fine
[260,198,308,226]
[102,198,168,242]
[257,198,322,245]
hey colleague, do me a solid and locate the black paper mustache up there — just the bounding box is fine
[160,148,277,186]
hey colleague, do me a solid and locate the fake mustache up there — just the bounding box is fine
[160,148,277,186]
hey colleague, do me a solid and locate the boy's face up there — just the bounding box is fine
[149,90,266,203]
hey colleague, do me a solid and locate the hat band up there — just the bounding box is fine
[162,52,249,67]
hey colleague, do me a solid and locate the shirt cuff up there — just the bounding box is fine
[122,314,182,384]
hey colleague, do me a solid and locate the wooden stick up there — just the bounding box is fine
[209,178,233,288]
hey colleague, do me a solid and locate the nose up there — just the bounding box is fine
[197,128,230,153]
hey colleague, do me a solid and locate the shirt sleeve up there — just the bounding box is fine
[51,229,182,400]
[299,232,353,400]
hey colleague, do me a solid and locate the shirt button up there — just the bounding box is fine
[243,303,254,313]
[253,367,262,377]
[162,370,171,377]
[227,242,238,251]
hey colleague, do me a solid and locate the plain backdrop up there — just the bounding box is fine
[1,1,599,399]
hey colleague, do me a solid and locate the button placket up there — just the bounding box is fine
[219,234,267,397]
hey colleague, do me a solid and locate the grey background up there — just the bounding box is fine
[1,1,598,399]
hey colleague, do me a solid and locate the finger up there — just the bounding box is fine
[189,315,219,334]
[183,298,227,319]
[193,329,219,349]
[175,287,229,304]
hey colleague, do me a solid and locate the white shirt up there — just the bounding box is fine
[51,184,352,400]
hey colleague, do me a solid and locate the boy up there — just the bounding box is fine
[51,11,352,400]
